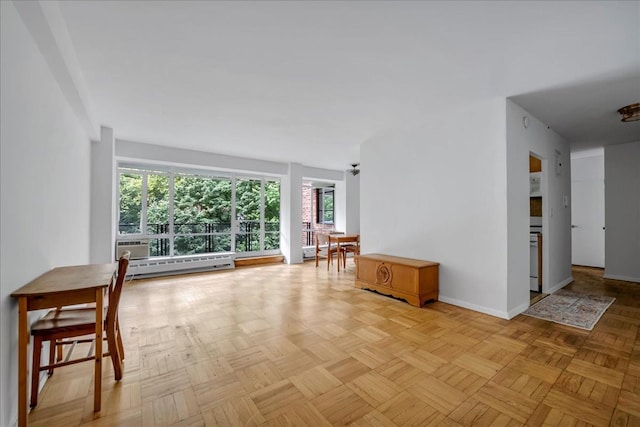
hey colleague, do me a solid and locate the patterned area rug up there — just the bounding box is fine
[523,289,615,330]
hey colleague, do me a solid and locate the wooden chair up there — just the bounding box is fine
[341,235,360,269]
[29,252,130,408]
[315,233,339,270]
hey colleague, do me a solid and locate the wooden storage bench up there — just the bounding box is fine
[355,254,439,307]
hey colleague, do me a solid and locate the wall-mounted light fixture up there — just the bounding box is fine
[617,103,640,122]
[347,163,360,176]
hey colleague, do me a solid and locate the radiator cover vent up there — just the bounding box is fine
[127,252,235,277]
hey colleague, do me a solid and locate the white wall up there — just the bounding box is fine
[361,98,510,318]
[604,141,640,283]
[0,2,91,425]
[506,100,572,312]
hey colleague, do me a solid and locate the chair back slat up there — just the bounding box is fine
[106,251,130,331]
[316,233,330,246]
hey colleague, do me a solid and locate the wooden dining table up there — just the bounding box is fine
[328,233,360,272]
[10,263,116,427]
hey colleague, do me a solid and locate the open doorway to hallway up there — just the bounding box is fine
[529,154,543,302]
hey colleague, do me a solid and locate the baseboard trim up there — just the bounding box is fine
[438,296,509,320]
[234,255,284,267]
[603,273,640,284]
[507,301,531,320]
[548,276,573,294]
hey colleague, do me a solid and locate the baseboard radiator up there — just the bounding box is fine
[303,246,316,259]
[127,252,236,278]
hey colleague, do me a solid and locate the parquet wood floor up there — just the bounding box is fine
[28,263,640,426]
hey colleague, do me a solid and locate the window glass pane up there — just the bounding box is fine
[235,232,260,253]
[236,178,261,253]
[174,235,231,256]
[149,237,170,257]
[146,174,169,235]
[173,175,231,234]
[323,189,334,223]
[119,172,142,234]
[264,233,280,250]
[265,180,280,250]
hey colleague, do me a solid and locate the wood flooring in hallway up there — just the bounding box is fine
[26,263,640,426]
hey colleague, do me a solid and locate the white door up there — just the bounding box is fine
[571,180,605,267]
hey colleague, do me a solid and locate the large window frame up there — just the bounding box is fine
[117,164,280,258]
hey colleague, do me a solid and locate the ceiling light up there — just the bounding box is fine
[617,103,640,122]
[347,163,360,176]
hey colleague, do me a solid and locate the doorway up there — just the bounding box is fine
[529,154,544,301]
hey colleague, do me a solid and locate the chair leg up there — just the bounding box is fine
[48,340,55,376]
[56,339,63,362]
[107,329,123,381]
[115,319,125,360]
[30,336,43,408]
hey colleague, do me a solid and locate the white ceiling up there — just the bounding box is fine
[57,1,640,170]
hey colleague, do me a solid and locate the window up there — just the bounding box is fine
[117,165,280,258]
[315,187,334,224]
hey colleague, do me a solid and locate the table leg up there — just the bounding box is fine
[94,289,103,412]
[337,241,341,272]
[18,297,27,427]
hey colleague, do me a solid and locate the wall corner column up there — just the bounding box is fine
[280,163,303,264]
[90,126,115,263]
[345,172,360,234]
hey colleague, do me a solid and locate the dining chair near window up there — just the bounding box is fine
[315,233,339,270]
[341,234,360,269]
[29,251,130,408]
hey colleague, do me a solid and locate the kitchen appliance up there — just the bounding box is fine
[530,172,541,197]
[530,226,542,292]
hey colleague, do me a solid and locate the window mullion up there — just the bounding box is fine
[231,174,237,253]
[169,171,175,257]
[260,178,265,253]
[141,172,148,236]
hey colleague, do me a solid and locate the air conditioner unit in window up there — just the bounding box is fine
[116,239,149,260]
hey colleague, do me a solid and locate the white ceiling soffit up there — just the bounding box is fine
[511,71,640,153]
[53,1,640,168]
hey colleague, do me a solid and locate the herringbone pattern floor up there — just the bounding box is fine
[27,263,640,426]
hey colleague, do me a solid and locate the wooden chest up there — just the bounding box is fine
[355,254,439,307]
